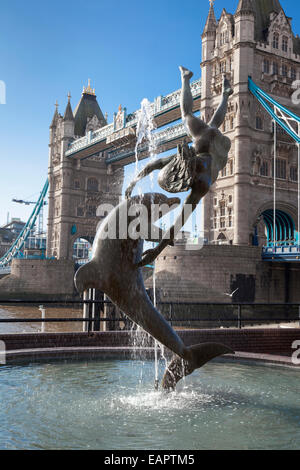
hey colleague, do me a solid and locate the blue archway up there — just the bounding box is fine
[261,209,296,246]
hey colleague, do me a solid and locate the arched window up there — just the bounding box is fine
[87,205,97,217]
[220,31,228,46]
[273,62,279,75]
[273,33,279,49]
[263,59,270,74]
[282,36,288,53]
[256,116,263,130]
[290,166,298,182]
[220,202,226,217]
[73,238,92,262]
[87,178,98,192]
[228,208,233,227]
[217,232,227,243]
[282,64,288,77]
[273,158,287,179]
[260,161,269,177]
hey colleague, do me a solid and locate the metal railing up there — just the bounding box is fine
[0,300,300,332]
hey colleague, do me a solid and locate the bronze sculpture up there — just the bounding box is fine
[75,67,235,389]
[75,193,233,389]
[126,67,233,266]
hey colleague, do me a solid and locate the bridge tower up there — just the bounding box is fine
[201,0,300,246]
[47,82,124,260]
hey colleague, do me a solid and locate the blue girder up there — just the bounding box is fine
[0,179,49,267]
[248,77,300,143]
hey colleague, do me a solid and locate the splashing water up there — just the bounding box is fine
[132,98,170,389]
[2,359,300,450]
[134,98,156,182]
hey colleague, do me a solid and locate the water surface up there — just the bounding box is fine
[0,359,299,450]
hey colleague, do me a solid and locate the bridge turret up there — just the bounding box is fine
[201,0,217,124]
[49,101,60,165]
[63,92,74,122]
[50,100,59,129]
[234,0,255,45]
[73,79,106,137]
[62,92,75,144]
[202,0,217,63]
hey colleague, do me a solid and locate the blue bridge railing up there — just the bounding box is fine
[262,245,300,261]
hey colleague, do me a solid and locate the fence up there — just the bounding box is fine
[0,299,300,333]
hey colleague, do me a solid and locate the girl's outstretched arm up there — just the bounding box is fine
[125,156,173,199]
[137,188,203,267]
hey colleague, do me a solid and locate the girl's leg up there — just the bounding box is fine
[179,66,208,138]
[179,66,194,117]
[209,75,233,129]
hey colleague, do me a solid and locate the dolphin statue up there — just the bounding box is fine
[74,193,234,390]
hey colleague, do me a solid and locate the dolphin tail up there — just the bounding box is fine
[161,342,234,391]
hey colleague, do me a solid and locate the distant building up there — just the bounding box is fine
[2,219,25,237]
[0,228,14,258]
[0,218,47,260]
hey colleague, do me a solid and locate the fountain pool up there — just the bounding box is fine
[0,358,299,450]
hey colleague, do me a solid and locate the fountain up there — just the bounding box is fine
[134,98,156,178]
[1,67,300,451]
[1,358,300,450]
[74,67,235,389]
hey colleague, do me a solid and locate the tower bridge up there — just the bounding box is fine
[65,78,201,163]
[2,0,300,305]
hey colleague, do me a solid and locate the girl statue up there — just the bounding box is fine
[126,66,233,266]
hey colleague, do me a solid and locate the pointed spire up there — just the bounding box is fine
[235,0,254,16]
[203,0,217,36]
[63,92,74,121]
[50,101,59,128]
[74,82,106,136]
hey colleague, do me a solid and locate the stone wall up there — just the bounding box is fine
[148,245,300,304]
[0,329,299,358]
[0,259,75,300]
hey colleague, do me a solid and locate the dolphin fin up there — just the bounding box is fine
[74,261,101,293]
[161,342,234,391]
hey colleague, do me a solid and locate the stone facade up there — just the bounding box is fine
[201,0,300,246]
[47,88,124,260]
[0,258,75,299]
[149,244,300,304]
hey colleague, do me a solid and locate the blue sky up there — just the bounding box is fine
[0,0,297,228]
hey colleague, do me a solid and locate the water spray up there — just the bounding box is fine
[134,98,156,178]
